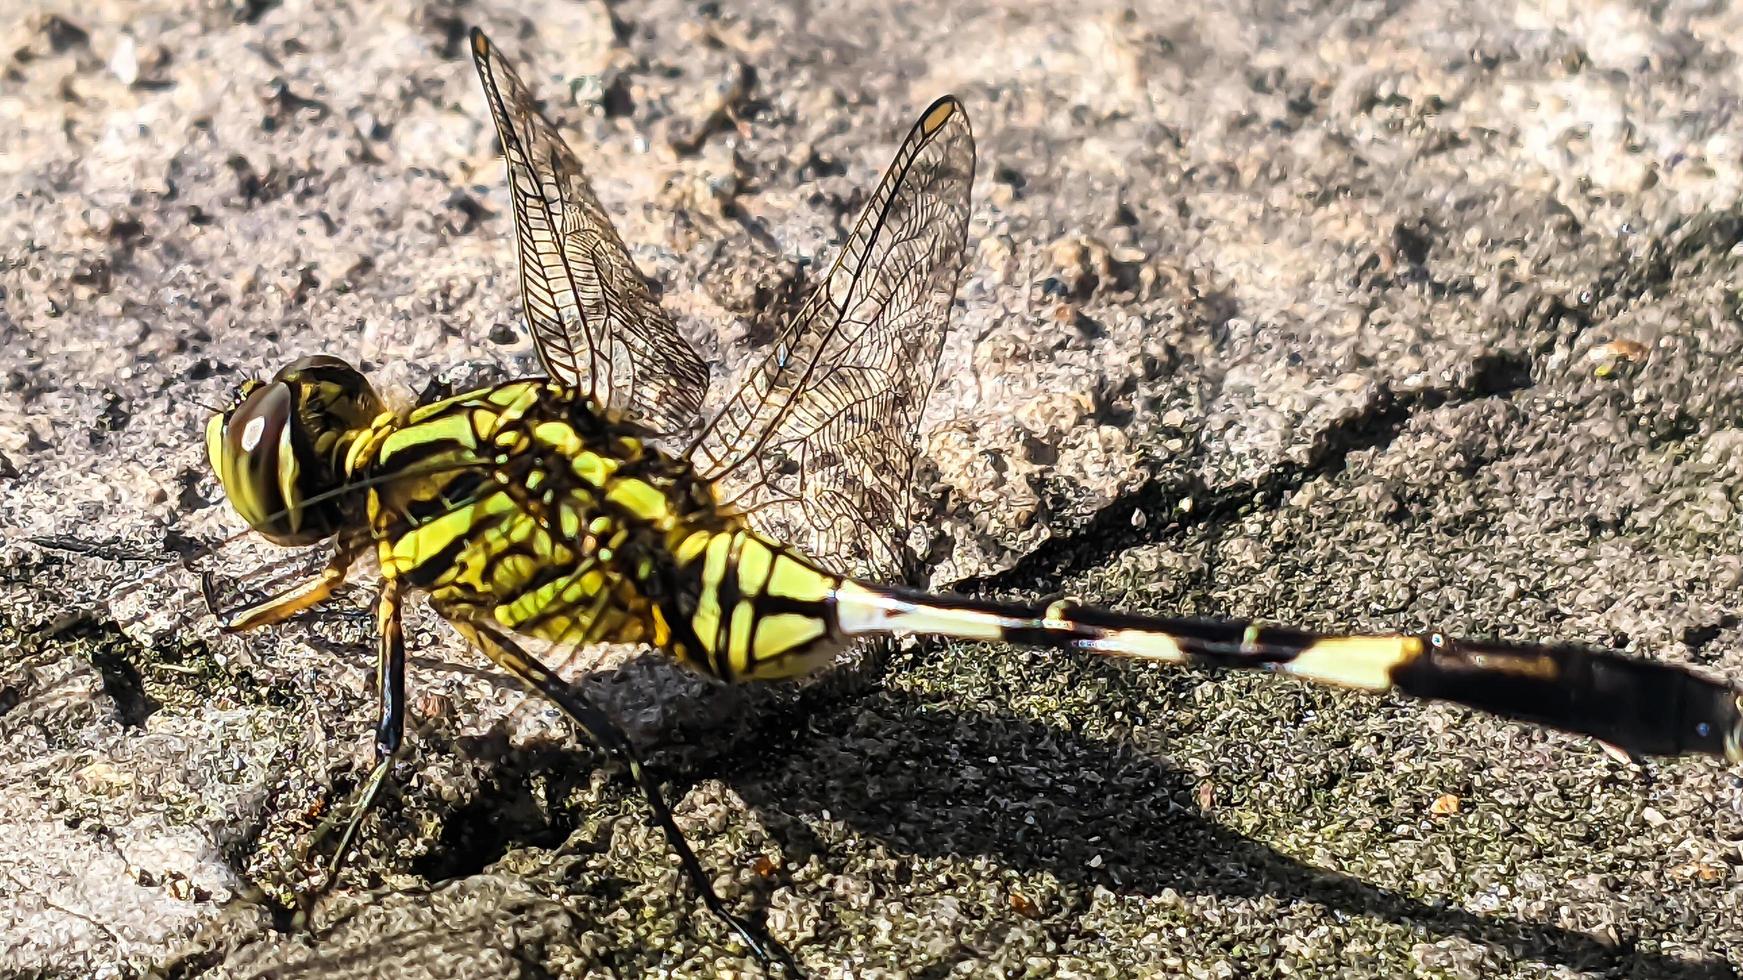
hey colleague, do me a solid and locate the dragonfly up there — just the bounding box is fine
[195,25,1743,968]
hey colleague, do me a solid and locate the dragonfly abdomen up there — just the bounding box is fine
[832,581,1743,761]
[666,528,850,681]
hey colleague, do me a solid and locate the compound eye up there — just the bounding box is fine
[229,382,291,459]
[211,381,301,539]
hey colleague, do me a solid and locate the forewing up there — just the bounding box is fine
[470,28,708,438]
[689,97,974,582]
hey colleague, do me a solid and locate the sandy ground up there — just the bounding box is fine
[6,0,1743,976]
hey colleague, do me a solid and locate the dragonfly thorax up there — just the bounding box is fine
[206,355,385,546]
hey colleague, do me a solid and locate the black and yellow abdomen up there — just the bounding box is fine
[346,379,847,681]
[665,527,848,681]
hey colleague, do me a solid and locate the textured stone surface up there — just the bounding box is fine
[5,0,1743,976]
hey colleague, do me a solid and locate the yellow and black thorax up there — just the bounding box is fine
[345,379,850,681]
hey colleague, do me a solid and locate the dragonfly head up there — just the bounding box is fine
[206,355,384,546]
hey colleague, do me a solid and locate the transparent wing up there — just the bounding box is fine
[470,28,709,438]
[688,96,974,582]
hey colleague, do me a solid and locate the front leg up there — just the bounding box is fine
[204,536,365,632]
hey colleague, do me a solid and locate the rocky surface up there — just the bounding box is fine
[5,0,1743,976]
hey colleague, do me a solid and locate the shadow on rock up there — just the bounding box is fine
[721,685,1733,980]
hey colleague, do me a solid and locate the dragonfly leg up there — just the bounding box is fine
[320,577,408,876]
[450,613,794,971]
[205,538,362,632]
[371,577,407,761]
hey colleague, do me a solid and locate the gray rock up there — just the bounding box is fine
[4,0,1742,976]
